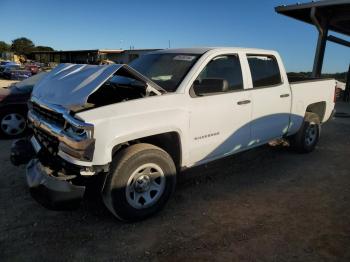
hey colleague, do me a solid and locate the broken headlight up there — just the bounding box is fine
[58,121,95,161]
[64,122,93,140]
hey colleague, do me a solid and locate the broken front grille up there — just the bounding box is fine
[32,102,66,127]
[33,126,59,155]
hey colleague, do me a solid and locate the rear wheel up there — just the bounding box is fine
[0,109,27,138]
[102,143,176,222]
[290,112,320,153]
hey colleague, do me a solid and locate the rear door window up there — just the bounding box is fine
[247,55,282,87]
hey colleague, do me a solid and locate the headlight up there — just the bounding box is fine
[64,122,93,140]
[60,122,95,161]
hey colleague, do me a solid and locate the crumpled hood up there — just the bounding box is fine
[31,63,123,109]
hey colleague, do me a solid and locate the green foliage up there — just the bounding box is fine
[34,46,54,52]
[11,37,35,56]
[0,41,10,53]
[0,37,55,58]
[287,71,347,82]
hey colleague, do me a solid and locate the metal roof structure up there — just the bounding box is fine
[275,0,350,78]
[276,0,350,36]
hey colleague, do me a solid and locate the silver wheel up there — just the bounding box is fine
[305,123,317,146]
[126,163,165,209]
[1,113,26,136]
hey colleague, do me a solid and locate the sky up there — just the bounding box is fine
[0,0,349,73]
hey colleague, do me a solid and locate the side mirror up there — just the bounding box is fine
[193,78,229,96]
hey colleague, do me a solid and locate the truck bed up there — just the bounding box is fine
[287,75,333,84]
[288,78,336,135]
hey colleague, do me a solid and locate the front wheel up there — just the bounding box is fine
[289,112,321,153]
[102,143,176,222]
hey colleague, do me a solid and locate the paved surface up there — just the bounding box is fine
[0,103,350,262]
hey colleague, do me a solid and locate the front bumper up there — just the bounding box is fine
[26,159,85,210]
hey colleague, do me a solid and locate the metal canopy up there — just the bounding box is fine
[275,0,350,78]
[276,0,350,36]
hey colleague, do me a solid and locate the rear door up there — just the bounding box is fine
[246,54,291,144]
[188,54,252,165]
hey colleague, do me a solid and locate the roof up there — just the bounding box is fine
[275,0,350,36]
[150,47,274,55]
[98,49,124,54]
[153,47,213,54]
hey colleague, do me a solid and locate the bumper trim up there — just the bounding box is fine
[27,159,85,210]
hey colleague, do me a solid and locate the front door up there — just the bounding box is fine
[188,54,252,165]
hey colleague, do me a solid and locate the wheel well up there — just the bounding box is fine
[112,132,182,170]
[306,102,326,122]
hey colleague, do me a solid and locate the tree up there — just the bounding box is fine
[11,37,35,56]
[0,41,10,53]
[34,46,54,52]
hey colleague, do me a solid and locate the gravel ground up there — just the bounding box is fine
[0,79,19,88]
[0,103,350,262]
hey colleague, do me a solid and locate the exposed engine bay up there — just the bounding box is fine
[31,63,165,113]
[86,66,161,109]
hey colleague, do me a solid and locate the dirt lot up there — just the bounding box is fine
[1,104,350,262]
[0,79,18,88]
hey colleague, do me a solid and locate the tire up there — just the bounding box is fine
[0,108,27,138]
[290,112,321,153]
[102,143,177,222]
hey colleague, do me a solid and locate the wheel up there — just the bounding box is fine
[0,109,27,138]
[102,143,177,222]
[290,112,320,153]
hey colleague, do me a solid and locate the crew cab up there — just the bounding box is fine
[11,48,336,221]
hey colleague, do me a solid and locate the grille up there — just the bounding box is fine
[32,102,66,127]
[33,127,59,155]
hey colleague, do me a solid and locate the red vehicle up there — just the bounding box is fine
[25,64,41,75]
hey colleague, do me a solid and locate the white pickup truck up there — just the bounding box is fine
[11,47,336,221]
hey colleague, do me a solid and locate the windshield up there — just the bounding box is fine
[129,53,200,92]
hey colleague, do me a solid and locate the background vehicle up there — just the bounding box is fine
[0,61,14,67]
[25,64,41,75]
[0,72,47,137]
[0,63,20,77]
[11,48,336,221]
[3,67,31,80]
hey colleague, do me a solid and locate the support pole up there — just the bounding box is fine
[312,28,328,77]
[344,64,350,102]
[310,7,329,78]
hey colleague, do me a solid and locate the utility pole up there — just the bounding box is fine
[168,40,171,49]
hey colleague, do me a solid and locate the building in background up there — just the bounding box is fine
[0,51,15,61]
[0,52,25,64]
[31,49,160,65]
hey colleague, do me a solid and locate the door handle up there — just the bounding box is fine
[237,100,251,105]
[280,94,290,98]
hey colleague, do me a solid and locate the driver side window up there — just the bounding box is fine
[191,54,243,97]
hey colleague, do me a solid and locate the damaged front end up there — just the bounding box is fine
[28,97,96,162]
[11,137,88,210]
[11,63,163,209]
[11,100,97,209]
